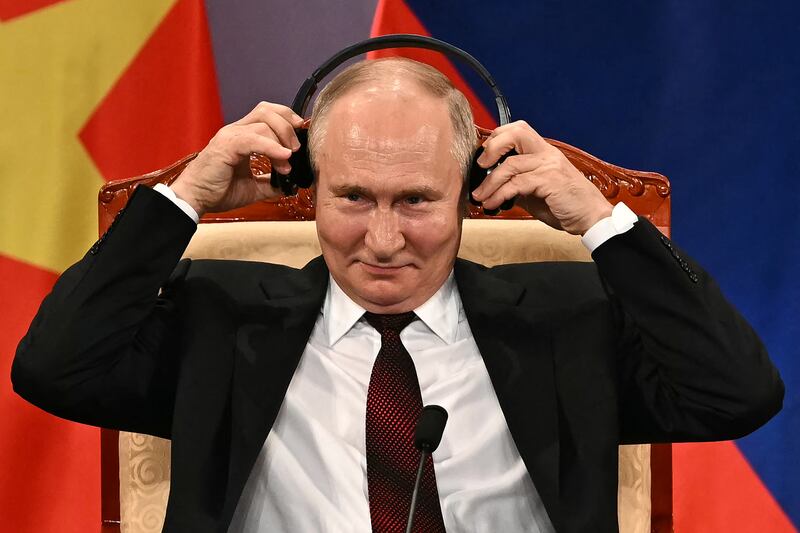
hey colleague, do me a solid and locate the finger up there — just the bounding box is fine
[477,130,517,169]
[230,130,293,168]
[482,121,517,142]
[228,125,295,173]
[250,173,283,201]
[477,130,526,169]
[480,171,545,210]
[236,101,303,126]
[472,154,544,201]
[249,113,300,152]
[266,102,306,127]
[235,101,304,128]
[229,169,282,205]
[478,121,548,168]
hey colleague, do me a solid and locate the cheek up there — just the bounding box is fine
[316,207,367,257]
[403,210,461,256]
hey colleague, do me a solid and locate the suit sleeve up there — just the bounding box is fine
[592,218,784,444]
[11,185,197,438]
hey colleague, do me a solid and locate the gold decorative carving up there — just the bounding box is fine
[100,153,198,200]
[119,432,171,533]
[548,139,671,199]
[618,444,652,533]
[277,187,316,220]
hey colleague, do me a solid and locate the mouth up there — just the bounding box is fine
[358,261,410,276]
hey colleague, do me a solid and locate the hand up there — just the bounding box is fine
[471,120,613,235]
[170,102,305,217]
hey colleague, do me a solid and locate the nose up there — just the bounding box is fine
[364,208,405,261]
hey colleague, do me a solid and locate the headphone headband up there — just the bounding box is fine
[291,33,511,125]
[274,33,517,215]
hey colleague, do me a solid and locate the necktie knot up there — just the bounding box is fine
[364,311,417,337]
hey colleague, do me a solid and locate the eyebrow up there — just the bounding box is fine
[330,184,370,196]
[398,185,443,199]
[329,183,443,199]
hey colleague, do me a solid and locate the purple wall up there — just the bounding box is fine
[205,0,378,122]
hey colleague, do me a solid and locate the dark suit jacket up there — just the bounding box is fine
[12,185,783,532]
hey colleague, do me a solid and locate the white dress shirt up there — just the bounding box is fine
[228,273,555,532]
[153,183,638,532]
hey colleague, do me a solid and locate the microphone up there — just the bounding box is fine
[406,405,448,533]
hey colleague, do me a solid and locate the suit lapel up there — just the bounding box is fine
[455,259,562,530]
[221,256,329,525]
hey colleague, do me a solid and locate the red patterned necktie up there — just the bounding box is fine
[363,312,446,533]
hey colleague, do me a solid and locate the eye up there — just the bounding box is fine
[405,195,423,205]
[345,193,361,202]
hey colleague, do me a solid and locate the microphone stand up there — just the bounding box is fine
[405,444,431,533]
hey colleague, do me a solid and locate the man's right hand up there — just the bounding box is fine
[171,102,305,217]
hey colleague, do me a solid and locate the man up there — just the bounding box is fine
[12,58,783,532]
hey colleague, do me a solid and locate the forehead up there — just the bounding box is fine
[329,81,450,136]
[318,81,458,180]
[337,122,442,166]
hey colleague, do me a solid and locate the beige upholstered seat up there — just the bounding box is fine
[119,219,651,533]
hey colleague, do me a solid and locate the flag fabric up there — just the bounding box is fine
[367,2,799,531]
[375,0,800,533]
[0,0,221,530]
[1,1,797,531]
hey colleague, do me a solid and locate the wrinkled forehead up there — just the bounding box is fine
[336,123,442,164]
[321,84,454,164]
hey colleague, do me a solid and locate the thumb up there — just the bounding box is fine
[251,175,282,202]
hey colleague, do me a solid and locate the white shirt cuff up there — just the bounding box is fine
[153,183,200,224]
[580,202,638,252]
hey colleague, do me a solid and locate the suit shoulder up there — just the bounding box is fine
[185,258,298,280]
[173,258,301,303]
[487,260,607,303]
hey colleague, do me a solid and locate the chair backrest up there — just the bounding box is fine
[98,132,672,533]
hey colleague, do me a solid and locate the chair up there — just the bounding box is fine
[97,128,672,533]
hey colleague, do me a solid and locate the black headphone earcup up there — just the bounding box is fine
[468,146,488,207]
[270,128,313,195]
[468,146,517,216]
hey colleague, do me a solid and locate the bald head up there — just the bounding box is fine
[307,57,476,181]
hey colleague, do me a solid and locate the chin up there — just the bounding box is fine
[358,282,412,310]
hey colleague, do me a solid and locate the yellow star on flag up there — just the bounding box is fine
[0,0,175,274]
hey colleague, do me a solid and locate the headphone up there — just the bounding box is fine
[271,33,517,215]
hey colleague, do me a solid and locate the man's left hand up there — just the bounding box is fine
[471,120,613,235]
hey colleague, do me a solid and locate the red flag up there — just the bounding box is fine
[0,0,221,530]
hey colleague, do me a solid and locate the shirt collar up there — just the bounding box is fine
[412,272,459,345]
[323,271,460,347]
[324,277,367,347]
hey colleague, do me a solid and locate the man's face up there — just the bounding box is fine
[314,80,464,314]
